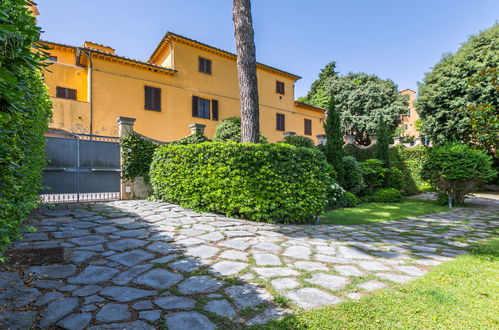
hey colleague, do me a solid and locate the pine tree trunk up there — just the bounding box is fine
[232,0,260,143]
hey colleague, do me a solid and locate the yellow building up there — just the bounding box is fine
[399,89,420,138]
[41,33,326,143]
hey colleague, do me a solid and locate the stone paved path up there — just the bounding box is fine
[1,198,497,329]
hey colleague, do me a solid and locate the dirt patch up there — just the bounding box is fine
[3,247,67,267]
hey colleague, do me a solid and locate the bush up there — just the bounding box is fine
[281,135,315,148]
[0,1,52,255]
[343,143,376,161]
[121,134,158,181]
[388,167,404,190]
[422,143,496,205]
[150,142,332,223]
[213,117,267,142]
[326,182,346,209]
[389,144,429,195]
[342,156,364,194]
[371,188,402,203]
[170,132,210,145]
[360,159,387,194]
[339,191,359,208]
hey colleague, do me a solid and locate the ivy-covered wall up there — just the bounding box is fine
[0,0,52,253]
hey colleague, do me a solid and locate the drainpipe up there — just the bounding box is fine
[84,49,93,137]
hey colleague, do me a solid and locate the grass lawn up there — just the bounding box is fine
[320,198,449,225]
[257,239,499,329]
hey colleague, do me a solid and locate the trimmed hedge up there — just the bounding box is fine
[1,0,52,254]
[150,142,332,223]
[371,188,402,203]
[121,132,210,181]
[281,135,315,148]
[213,117,267,143]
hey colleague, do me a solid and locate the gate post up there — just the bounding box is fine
[117,117,136,200]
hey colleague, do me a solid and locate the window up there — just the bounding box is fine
[56,87,77,100]
[211,100,219,121]
[276,113,285,131]
[276,81,285,95]
[304,119,312,135]
[144,86,161,111]
[48,56,57,62]
[198,57,212,74]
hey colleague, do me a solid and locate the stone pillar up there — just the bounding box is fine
[116,117,136,200]
[344,135,355,144]
[283,131,296,137]
[316,134,327,145]
[369,136,378,146]
[189,123,206,135]
[117,116,136,137]
[414,137,422,145]
[393,137,402,145]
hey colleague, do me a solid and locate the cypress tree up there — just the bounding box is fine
[375,114,390,168]
[324,95,345,185]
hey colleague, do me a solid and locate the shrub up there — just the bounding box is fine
[0,1,52,255]
[339,191,359,208]
[389,144,429,195]
[343,143,376,161]
[121,134,158,181]
[213,117,267,142]
[342,156,364,194]
[360,159,387,194]
[422,143,496,205]
[281,135,315,148]
[388,167,404,190]
[150,142,332,223]
[326,182,346,209]
[170,132,210,145]
[371,188,402,203]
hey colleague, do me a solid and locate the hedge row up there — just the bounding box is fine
[1,1,52,253]
[150,142,332,223]
[120,132,210,181]
[343,143,428,195]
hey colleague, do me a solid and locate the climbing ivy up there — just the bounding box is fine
[0,0,52,254]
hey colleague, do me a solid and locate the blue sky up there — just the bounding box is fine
[36,0,498,98]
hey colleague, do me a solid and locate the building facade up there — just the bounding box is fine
[41,33,326,142]
[399,89,420,138]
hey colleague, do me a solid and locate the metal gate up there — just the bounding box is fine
[40,131,121,203]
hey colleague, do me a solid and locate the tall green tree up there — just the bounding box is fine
[232,0,260,143]
[375,114,390,168]
[303,68,408,145]
[324,96,345,185]
[417,24,499,145]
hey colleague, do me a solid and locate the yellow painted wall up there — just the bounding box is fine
[49,98,90,133]
[42,39,325,142]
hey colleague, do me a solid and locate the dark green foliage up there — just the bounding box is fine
[213,116,267,142]
[360,159,387,194]
[150,142,332,223]
[422,143,496,204]
[324,96,345,185]
[389,144,429,195]
[303,67,408,144]
[120,134,158,182]
[388,167,404,191]
[370,188,402,203]
[417,24,499,144]
[299,61,338,109]
[375,115,390,168]
[280,135,315,148]
[342,156,364,195]
[339,191,359,208]
[170,132,210,145]
[0,0,52,253]
[343,143,376,161]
